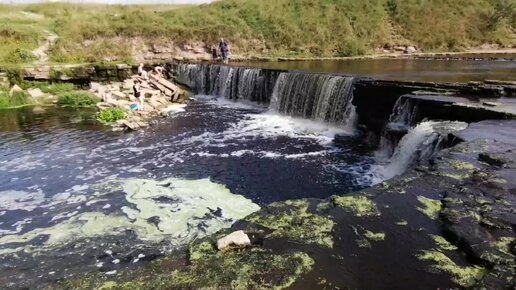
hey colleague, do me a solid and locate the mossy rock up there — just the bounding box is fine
[245,200,335,248]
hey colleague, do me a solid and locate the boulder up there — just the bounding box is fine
[90,82,102,93]
[217,230,251,250]
[112,91,127,99]
[121,120,140,131]
[406,46,417,54]
[27,88,45,98]
[9,85,23,96]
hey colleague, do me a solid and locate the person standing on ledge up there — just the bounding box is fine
[219,38,230,64]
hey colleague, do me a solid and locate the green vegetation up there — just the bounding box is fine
[97,107,127,123]
[60,242,314,289]
[246,200,335,248]
[417,196,442,220]
[1,0,515,63]
[431,235,458,251]
[331,195,379,217]
[57,91,99,107]
[416,250,487,287]
[0,6,48,64]
[21,81,76,95]
[0,90,32,109]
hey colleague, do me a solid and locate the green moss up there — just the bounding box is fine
[331,195,379,217]
[448,160,477,171]
[189,241,216,261]
[494,237,515,255]
[417,196,442,220]
[417,250,486,287]
[431,235,458,251]
[246,200,334,248]
[117,248,313,290]
[352,226,385,248]
[364,231,386,241]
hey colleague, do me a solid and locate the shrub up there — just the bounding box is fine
[97,107,127,123]
[0,90,31,108]
[57,91,99,107]
[5,68,25,86]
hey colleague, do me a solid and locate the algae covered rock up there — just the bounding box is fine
[245,199,335,248]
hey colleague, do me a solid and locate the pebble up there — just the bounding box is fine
[96,262,103,268]
[137,253,145,259]
[102,204,111,209]
[105,270,117,275]
[112,259,120,264]
[105,250,113,255]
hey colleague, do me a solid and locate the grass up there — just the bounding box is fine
[57,91,99,107]
[97,107,127,123]
[21,81,76,95]
[0,0,514,63]
[0,90,32,109]
[0,5,49,64]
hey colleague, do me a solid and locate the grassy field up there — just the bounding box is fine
[0,0,514,64]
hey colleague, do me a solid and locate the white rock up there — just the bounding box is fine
[27,88,45,98]
[112,259,120,264]
[9,85,23,96]
[105,250,113,255]
[105,270,117,275]
[90,82,102,93]
[137,253,145,259]
[406,46,417,54]
[102,204,111,209]
[217,230,251,250]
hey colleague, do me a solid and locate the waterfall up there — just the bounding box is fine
[388,96,419,128]
[175,64,280,104]
[270,72,357,127]
[371,121,467,184]
[175,64,358,130]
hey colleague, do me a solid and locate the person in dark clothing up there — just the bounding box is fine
[211,45,218,60]
[219,38,230,64]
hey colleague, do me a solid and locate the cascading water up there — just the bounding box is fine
[388,96,419,128]
[270,72,357,128]
[375,96,421,160]
[371,120,468,184]
[175,64,358,131]
[175,64,280,104]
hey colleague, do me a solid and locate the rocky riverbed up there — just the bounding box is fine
[54,120,515,289]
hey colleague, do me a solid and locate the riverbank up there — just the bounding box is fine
[1,1,515,65]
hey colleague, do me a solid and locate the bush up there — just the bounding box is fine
[97,107,127,123]
[0,90,31,108]
[5,68,25,86]
[57,91,99,107]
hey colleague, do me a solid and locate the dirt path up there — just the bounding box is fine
[32,30,59,64]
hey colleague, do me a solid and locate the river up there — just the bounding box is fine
[233,57,516,82]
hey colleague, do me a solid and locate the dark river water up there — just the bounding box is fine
[233,57,516,82]
[0,97,374,288]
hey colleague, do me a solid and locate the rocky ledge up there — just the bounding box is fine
[56,120,515,289]
[92,73,189,131]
